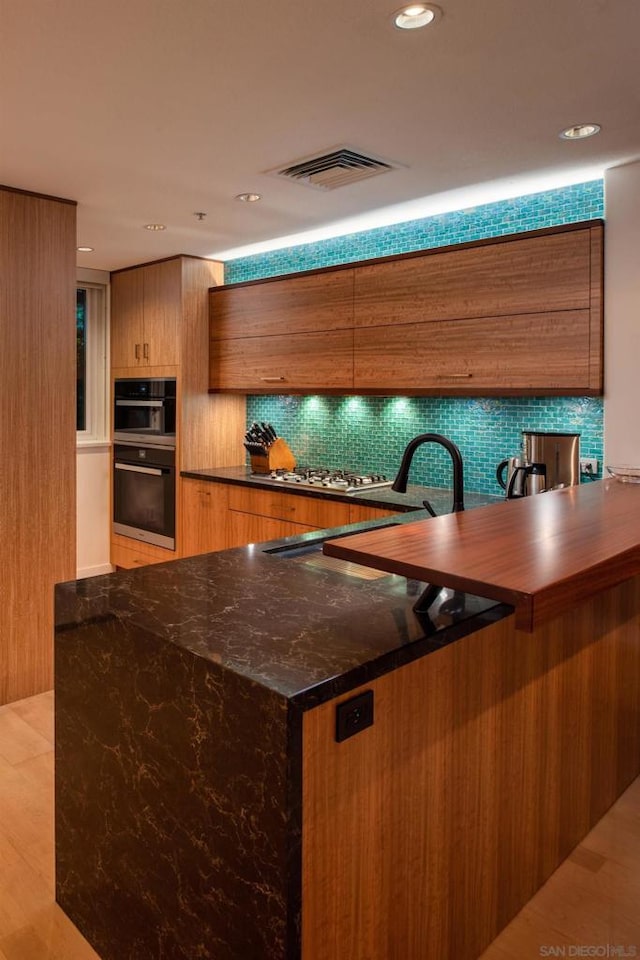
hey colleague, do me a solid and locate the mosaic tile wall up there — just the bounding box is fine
[230,181,606,495]
[225,181,604,283]
[246,395,604,496]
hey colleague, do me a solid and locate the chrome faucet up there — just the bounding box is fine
[391,433,465,514]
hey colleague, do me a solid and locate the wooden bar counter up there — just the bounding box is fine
[311,478,640,958]
[324,477,640,630]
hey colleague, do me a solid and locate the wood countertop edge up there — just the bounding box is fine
[322,536,530,622]
[323,482,640,633]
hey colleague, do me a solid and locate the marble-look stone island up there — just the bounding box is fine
[55,509,507,960]
[55,486,640,960]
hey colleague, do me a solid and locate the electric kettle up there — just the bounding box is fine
[497,431,580,498]
[496,458,547,498]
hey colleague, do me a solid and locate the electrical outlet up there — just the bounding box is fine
[580,458,598,475]
[335,691,374,742]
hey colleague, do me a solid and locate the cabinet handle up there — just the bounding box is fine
[436,373,473,379]
[134,343,141,360]
[260,376,286,382]
[143,342,149,360]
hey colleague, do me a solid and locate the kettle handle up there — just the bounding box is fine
[496,459,509,490]
[507,464,527,499]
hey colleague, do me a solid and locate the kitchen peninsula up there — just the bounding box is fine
[54,479,640,960]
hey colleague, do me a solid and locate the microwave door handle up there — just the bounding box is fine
[115,399,164,407]
[114,463,163,477]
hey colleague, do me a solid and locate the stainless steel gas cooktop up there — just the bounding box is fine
[254,467,393,495]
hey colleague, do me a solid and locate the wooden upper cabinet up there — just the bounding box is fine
[208,221,604,396]
[111,268,144,368]
[210,329,354,392]
[210,268,354,339]
[354,310,592,393]
[111,259,181,368]
[353,228,593,327]
[142,260,181,366]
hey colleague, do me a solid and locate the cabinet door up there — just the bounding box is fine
[354,310,592,394]
[111,542,169,569]
[111,532,175,568]
[228,486,351,528]
[142,260,181,366]
[111,269,144,368]
[181,480,229,556]
[226,511,317,548]
[348,504,400,523]
[210,329,354,392]
[210,269,354,340]
[353,229,592,328]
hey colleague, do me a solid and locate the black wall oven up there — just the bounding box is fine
[114,377,176,446]
[113,443,176,550]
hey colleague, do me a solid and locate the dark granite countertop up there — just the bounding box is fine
[56,506,510,709]
[180,465,500,514]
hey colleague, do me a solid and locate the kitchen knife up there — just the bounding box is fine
[261,422,276,445]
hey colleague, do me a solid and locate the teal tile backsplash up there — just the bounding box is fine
[228,180,605,496]
[246,395,603,496]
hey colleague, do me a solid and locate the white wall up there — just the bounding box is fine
[76,266,112,579]
[604,161,640,464]
[77,444,112,578]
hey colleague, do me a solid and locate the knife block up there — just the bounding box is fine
[250,438,296,474]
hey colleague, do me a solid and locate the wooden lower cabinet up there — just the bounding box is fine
[302,575,640,959]
[226,511,317,547]
[181,480,230,556]
[111,533,175,569]
[181,479,400,557]
[347,503,399,524]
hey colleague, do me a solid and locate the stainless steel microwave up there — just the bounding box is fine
[113,378,176,447]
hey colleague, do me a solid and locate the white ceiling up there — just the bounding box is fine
[2,0,639,271]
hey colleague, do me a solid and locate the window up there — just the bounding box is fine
[76,281,108,443]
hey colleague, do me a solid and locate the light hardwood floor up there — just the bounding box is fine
[1,691,639,960]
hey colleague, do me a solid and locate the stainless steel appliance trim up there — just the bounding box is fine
[115,463,163,477]
[113,522,175,551]
[112,434,176,448]
[115,399,164,407]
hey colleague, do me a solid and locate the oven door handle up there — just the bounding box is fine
[115,399,164,407]
[114,462,164,477]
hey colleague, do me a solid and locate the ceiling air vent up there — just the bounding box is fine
[270,147,401,191]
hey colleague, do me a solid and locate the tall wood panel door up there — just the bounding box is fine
[0,186,77,705]
[142,259,181,367]
[110,267,144,368]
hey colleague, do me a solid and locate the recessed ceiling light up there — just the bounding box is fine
[393,3,440,29]
[559,123,601,141]
[76,245,94,253]
[235,193,261,203]
[143,223,166,231]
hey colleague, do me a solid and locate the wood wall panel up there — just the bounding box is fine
[0,187,76,704]
[178,258,246,471]
[302,574,640,960]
